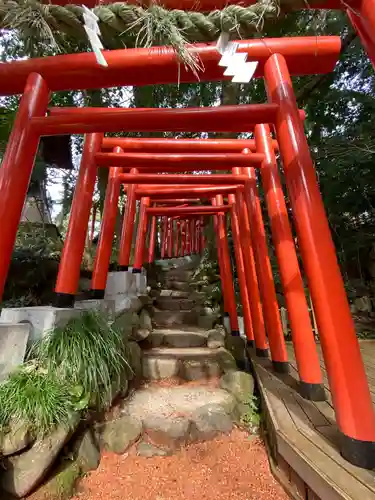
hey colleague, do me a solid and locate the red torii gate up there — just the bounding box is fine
[0,32,374,469]
[37,0,375,68]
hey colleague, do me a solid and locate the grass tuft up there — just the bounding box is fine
[32,311,131,410]
[0,363,75,436]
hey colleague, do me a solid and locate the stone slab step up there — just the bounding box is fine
[149,328,208,348]
[160,290,190,299]
[144,346,220,359]
[164,280,191,292]
[153,309,198,327]
[142,347,236,380]
[155,297,195,311]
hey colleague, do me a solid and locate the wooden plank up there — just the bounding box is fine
[290,468,307,499]
[312,401,336,424]
[293,391,331,428]
[254,361,375,500]
[276,428,352,500]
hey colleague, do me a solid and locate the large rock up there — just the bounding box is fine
[99,416,142,454]
[224,335,248,367]
[138,295,154,307]
[219,371,255,403]
[139,309,152,333]
[143,415,190,449]
[137,441,168,458]
[122,385,235,423]
[112,311,133,337]
[128,340,142,379]
[27,461,81,500]
[354,296,372,313]
[180,359,222,381]
[2,414,80,498]
[207,328,225,349]
[197,308,220,330]
[0,423,32,456]
[142,357,180,379]
[75,428,100,472]
[216,350,237,373]
[190,404,233,441]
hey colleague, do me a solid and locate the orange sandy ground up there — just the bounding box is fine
[72,429,288,500]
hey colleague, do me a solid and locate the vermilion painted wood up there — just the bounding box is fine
[228,193,254,343]
[348,0,375,68]
[215,194,239,334]
[148,215,157,264]
[265,52,375,447]
[55,133,103,298]
[118,174,246,185]
[91,147,123,291]
[0,74,49,301]
[233,175,268,353]
[242,163,288,368]
[133,197,150,270]
[137,186,242,197]
[0,37,340,96]
[101,137,275,152]
[37,104,279,135]
[147,205,230,215]
[255,123,324,391]
[118,168,138,269]
[95,151,264,168]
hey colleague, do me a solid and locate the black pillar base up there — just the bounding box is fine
[340,432,375,469]
[247,340,255,348]
[272,360,290,374]
[132,268,142,274]
[256,348,269,358]
[224,312,229,317]
[118,265,128,271]
[299,381,326,401]
[89,289,105,299]
[53,292,75,308]
[231,330,240,337]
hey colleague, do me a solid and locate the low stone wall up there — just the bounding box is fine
[0,268,153,499]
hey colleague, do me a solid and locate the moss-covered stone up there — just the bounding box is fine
[28,461,81,500]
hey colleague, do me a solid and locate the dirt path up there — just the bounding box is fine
[72,429,287,500]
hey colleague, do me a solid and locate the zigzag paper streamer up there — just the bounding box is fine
[216,33,258,83]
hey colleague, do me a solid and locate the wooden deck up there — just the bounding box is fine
[249,341,375,500]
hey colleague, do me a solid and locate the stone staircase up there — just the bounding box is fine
[142,257,237,380]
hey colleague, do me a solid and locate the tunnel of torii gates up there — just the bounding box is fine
[1,30,375,471]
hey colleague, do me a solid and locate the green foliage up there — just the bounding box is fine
[32,311,131,410]
[239,395,261,433]
[0,363,76,436]
[3,225,63,307]
[0,311,131,437]
[47,461,82,500]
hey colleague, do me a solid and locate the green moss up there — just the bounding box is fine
[48,461,82,500]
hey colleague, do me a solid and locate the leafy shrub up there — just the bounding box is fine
[32,311,131,410]
[239,395,261,434]
[0,364,76,436]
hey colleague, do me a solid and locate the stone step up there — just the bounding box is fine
[164,271,193,282]
[159,290,190,299]
[155,297,195,311]
[149,328,208,348]
[142,346,236,380]
[164,280,192,291]
[153,309,198,327]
